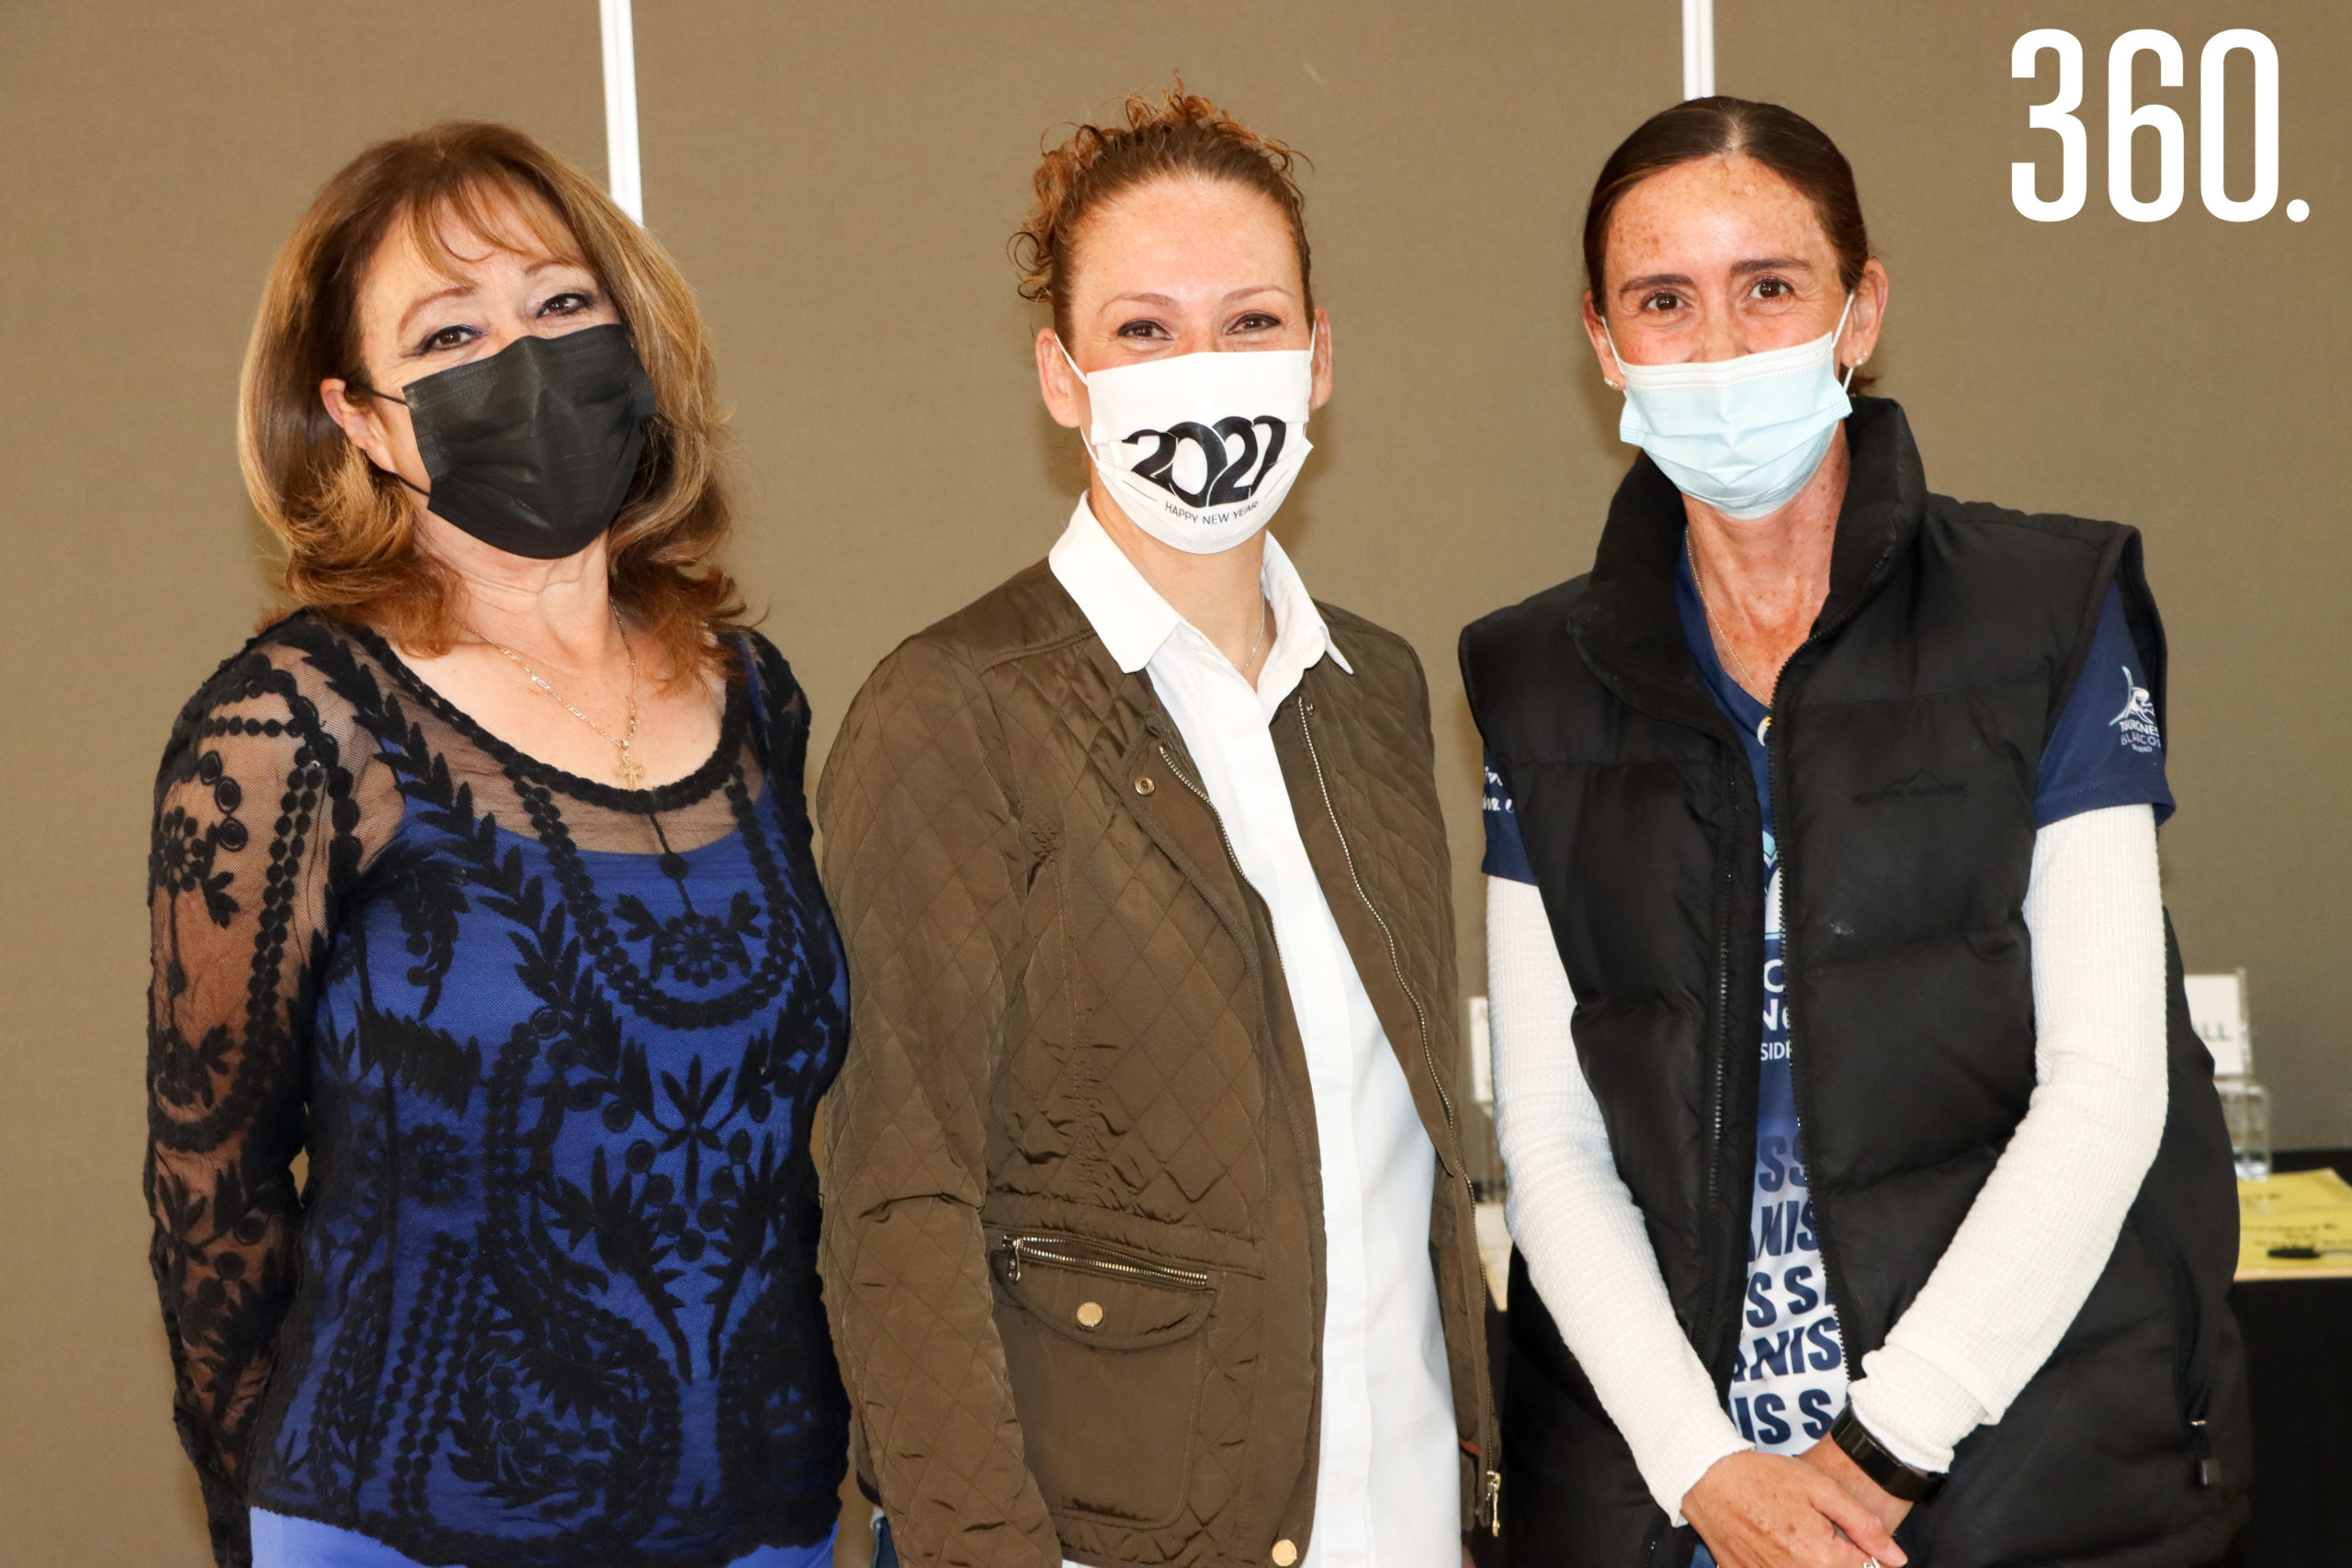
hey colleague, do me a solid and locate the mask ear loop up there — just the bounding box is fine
[1832,292,1860,391]
[1600,315,1628,392]
[343,379,434,502]
[1052,337,1105,483]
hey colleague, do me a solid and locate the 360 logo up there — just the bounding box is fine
[1123,416,1289,508]
[2012,28,2305,224]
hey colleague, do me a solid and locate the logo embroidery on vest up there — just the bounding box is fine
[2109,666,2162,754]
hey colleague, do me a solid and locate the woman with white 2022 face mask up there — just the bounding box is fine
[1462,98,2247,1568]
[820,86,1497,1568]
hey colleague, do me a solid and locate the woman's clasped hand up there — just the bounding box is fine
[142,78,2250,1568]
[1684,1448,1908,1568]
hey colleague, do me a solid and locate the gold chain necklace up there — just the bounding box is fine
[1685,534,1773,734]
[475,613,646,788]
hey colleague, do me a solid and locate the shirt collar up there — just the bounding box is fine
[1047,496,1354,679]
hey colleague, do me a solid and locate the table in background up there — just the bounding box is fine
[1474,1151,2352,1567]
[2226,1148,2352,1567]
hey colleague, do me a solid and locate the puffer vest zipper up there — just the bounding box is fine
[1462,400,2248,1568]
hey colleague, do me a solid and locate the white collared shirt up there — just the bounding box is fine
[1049,498,1457,1568]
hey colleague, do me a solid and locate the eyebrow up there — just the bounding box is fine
[1615,256,1816,296]
[392,257,590,343]
[1103,284,1296,310]
[397,284,476,340]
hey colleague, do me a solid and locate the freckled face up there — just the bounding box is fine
[1585,153,1883,376]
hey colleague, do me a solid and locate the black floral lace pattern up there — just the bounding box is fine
[146,615,848,1568]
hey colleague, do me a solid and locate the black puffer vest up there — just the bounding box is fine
[1460,400,2248,1568]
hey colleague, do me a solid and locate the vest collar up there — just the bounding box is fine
[1570,396,1928,728]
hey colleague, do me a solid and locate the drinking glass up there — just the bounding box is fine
[2219,1078,2272,1182]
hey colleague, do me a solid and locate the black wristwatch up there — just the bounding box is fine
[1829,1405,1945,1503]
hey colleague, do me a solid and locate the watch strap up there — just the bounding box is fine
[1829,1405,1945,1503]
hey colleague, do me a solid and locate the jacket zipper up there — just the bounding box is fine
[1153,740,1307,1086]
[1294,704,1453,1151]
[1161,738,1363,1532]
[1159,743,1256,921]
[1157,742,1310,1033]
[1756,532,1901,1373]
[1702,771,1742,1371]
[1153,736,1337,1525]
[999,1235,1211,1291]
[1295,699,1500,1535]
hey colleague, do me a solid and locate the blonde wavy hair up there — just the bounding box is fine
[239,120,739,681]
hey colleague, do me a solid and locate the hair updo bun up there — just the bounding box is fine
[1013,84,1313,337]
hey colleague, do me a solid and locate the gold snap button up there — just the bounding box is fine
[1134,776,1156,795]
[1271,1540,1298,1566]
[1075,1301,1104,1329]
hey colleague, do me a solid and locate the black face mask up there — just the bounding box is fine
[357,323,660,560]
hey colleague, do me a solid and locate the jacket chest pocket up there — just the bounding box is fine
[988,1231,1217,1529]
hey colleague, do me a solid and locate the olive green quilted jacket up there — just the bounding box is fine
[817,562,1498,1568]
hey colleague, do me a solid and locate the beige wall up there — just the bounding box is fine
[1,3,2342,1561]
[1716,0,2351,1149]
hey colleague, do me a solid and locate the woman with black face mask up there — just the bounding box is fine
[145,123,849,1568]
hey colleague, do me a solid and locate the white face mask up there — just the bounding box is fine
[1609,295,1856,521]
[1059,333,1316,555]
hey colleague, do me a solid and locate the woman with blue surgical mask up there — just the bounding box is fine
[1461,98,2246,1568]
[820,86,1495,1568]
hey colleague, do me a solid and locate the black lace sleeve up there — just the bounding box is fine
[741,629,814,811]
[145,638,378,1566]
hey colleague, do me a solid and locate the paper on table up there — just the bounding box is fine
[2236,1167,2352,1280]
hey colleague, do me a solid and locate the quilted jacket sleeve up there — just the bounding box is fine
[815,636,1059,1568]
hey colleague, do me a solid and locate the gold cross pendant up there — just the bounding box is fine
[616,749,646,789]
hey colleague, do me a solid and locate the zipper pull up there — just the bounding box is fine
[1484,1469,1502,1536]
[1002,1237,1023,1283]
[2188,1416,2213,1487]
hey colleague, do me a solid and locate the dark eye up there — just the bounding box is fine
[1231,311,1282,333]
[539,290,596,317]
[1754,276,1793,299]
[1641,290,1685,314]
[420,324,478,354]
[1114,318,1168,340]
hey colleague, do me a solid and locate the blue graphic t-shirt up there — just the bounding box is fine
[1481,556,2171,1460]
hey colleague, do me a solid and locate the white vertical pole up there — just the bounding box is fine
[600,0,643,221]
[1681,0,1715,99]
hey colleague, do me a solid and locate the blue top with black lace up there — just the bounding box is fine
[146,614,847,1568]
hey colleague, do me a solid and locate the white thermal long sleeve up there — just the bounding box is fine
[1848,802,2170,1470]
[1487,874,1748,1521]
[1487,801,2170,1511]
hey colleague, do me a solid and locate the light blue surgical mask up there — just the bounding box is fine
[1607,295,1857,521]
